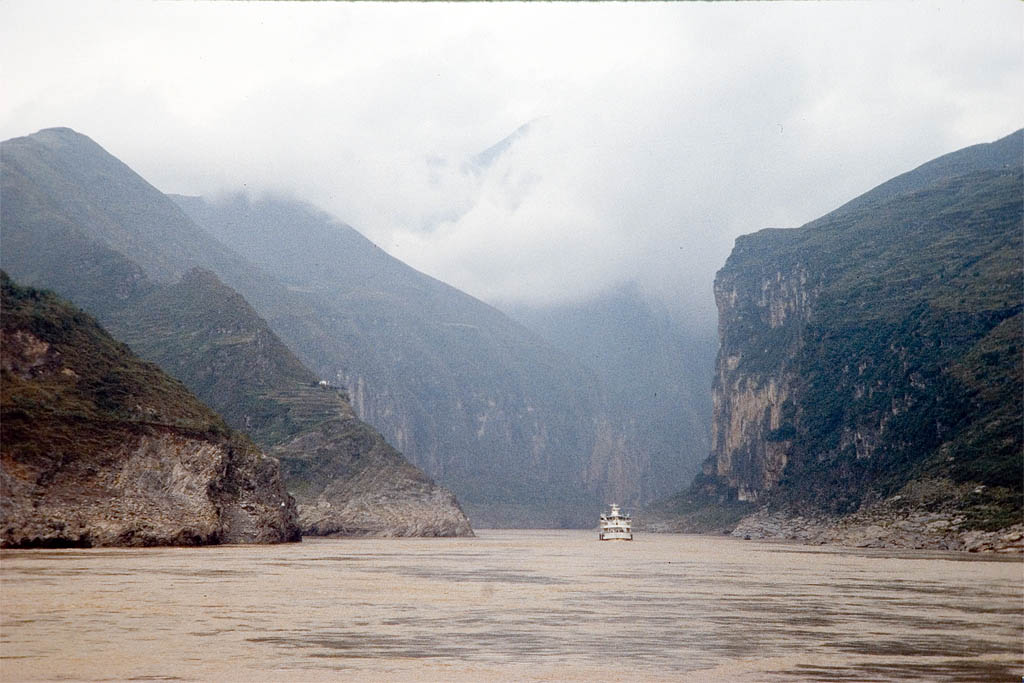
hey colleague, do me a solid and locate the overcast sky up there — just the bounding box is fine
[2,1,1021,323]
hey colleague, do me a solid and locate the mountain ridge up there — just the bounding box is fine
[646,129,1023,551]
[1,128,473,537]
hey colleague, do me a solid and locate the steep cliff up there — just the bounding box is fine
[650,130,1022,543]
[0,274,300,547]
[708,245,811,503]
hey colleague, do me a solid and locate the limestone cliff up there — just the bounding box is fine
[651,130,1022,541]
[0,274,300,547]
[708,248,811,502]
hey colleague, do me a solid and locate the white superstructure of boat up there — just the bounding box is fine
[599,503,632,541]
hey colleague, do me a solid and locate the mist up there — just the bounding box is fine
[2,0,1021,323]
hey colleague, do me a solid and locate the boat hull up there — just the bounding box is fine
[598,531,633,541]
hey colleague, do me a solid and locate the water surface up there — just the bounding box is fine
[1,530,1021,681]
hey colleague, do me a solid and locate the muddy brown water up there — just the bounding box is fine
[1,530,1021,681]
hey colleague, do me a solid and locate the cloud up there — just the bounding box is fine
[2,0,1021,322]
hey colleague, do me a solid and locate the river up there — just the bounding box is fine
[1,530,1020,681]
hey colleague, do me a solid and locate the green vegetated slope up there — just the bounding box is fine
[0,128,472,536]
[0,273,300,547]
[109,267,322,447]
[653,129,1022,532]
[778,168,1022,513]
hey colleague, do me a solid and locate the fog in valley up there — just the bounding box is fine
[2,1,1021,325]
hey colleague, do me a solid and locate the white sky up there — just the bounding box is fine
[2,0,1021,322]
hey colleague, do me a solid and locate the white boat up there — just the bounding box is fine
[599,504,632,541]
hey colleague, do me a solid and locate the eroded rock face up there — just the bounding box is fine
[2,432,300,548]
[273,417,474,538]
[706,249,812,502]
[0,274,300,548]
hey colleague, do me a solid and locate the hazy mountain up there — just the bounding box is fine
[0,128,471,536]
[649,129,1023,546]
[0,273,300,547]
[0,126,647,528]
[451,122,719,505]
[507,284,716,505]
[173,193,634,526]
[109,267,473,536]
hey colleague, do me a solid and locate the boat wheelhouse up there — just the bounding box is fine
[599,503,632,541]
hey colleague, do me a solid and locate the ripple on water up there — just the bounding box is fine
[1,531,1020,681]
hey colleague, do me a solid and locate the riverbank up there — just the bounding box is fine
[730,508,1023,553]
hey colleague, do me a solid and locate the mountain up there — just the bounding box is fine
[108,267,473,536]
[454,121,717,507]
[0,273,300,547]
[648,129,1023,550]
[0,127,472,537]
[172,193,639,526]
[508,284,716,505]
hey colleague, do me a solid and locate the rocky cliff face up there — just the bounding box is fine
[0,274,300,547]
[708,243,813,502]
[3,431,299,548]
[654,130,1022,544]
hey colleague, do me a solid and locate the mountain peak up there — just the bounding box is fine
[15,126,100,151]
[35,126,83,136]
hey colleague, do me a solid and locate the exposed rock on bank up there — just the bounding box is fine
[726,476,1023,553]
[1,274,300,547]
[274,416,474,537]
[2,431,300,548]
[300,486,472,538]
[731,507,1023,554]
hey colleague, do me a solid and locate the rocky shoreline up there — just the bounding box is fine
[2,431,301,549]
[298,484,474,538]
[730,507,1023,554]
